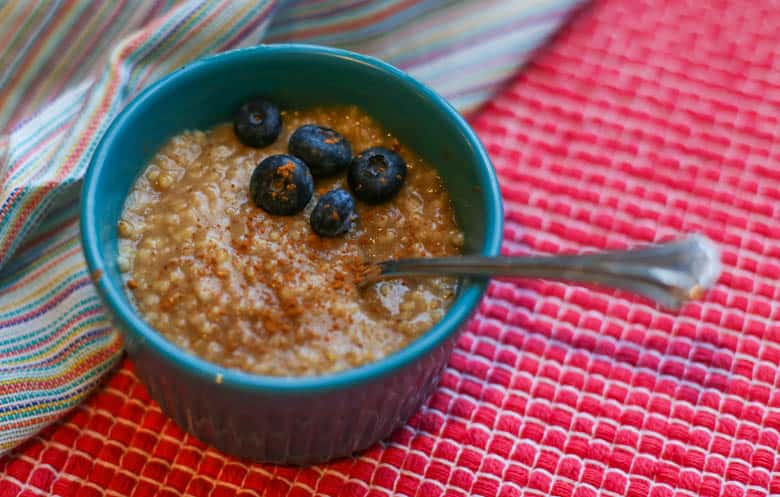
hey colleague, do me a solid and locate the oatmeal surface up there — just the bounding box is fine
[118,106,463,376]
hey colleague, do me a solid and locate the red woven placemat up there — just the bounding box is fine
[3,0,780,495]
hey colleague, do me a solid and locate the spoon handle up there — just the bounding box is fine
[362,235,721,309]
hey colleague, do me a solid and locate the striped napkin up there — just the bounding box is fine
[0,0,584,455]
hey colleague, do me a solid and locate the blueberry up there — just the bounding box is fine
[310,188,356,237]
[250,154,313,215]
[347,147,407,204]
[288,124,352,178]
[234,99,281,148]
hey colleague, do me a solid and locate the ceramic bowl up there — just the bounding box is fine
[81,44,503,464]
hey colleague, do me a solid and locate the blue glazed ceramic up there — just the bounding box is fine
[81,44,503,464]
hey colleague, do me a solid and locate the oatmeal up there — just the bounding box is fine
[118,105,463,376]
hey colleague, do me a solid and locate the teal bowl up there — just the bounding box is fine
[81,44,503,464]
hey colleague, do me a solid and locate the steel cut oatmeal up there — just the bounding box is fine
[118,104,463,376]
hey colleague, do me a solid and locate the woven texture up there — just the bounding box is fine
[0,0,583,454]
[3,0,780,495]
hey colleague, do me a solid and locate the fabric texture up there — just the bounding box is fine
[0,0,584,456]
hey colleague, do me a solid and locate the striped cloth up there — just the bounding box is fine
[0,0,584,455]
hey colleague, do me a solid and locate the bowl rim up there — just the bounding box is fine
[81,43,503,393]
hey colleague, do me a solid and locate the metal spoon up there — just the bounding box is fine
[358,235,721,309]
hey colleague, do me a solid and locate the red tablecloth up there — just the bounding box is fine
[3,0,780,495]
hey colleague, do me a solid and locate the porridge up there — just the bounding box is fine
[118,103,463,376]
